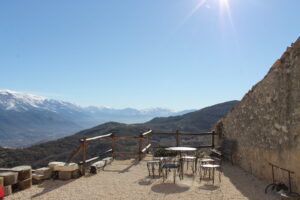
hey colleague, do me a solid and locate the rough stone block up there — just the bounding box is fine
[71,170,80,179]
[54,163,78,172]
[35,167,52,179]
[58,171,71,180]
[4,185,12,196]
[32,173,44,184]
[12,166,32,181]
[17,178,32,190]
[0,172,18,186]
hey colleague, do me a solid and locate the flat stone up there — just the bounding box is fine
[54,163,78,172]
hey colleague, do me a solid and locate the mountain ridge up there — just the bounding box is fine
[0,100,239,168]
[0,90,196,147]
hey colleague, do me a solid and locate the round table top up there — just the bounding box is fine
[201,164,220,168]
[165,147,197,152]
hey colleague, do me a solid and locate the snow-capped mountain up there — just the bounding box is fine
[0,90,195,147]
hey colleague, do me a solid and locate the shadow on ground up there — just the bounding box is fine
[222,162,277,200]
[104,160,139,173]
[31,179,76,199]
[199,184,219,191]
[151,183,190,194]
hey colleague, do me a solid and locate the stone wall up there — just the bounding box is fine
[214,37,300,192]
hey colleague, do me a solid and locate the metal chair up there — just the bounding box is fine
[199,157,222,185]
[181,155,197,174]
[162,159,183,184]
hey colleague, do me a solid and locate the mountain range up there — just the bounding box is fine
[0,90,195,147]
[0,100,239,168]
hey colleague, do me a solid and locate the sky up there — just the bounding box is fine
[0,0,299,111]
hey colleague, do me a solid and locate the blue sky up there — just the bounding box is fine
[0,0,299,110]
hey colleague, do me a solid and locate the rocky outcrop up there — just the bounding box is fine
[215,37,300,192]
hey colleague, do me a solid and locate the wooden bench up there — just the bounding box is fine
[211,138,237,164]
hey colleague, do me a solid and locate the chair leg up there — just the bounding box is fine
[147,163,150,177]
[173,169,176,184]
[159,162,161,177]
[152,163,155,178]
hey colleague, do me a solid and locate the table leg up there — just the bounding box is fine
[212,168,215,185]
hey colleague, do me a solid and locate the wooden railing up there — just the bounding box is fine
[68,129,215,175]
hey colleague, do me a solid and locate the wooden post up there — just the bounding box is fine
[82,137,87,175]
[111,133,116,159]
[176,130,180,147]
[147,129,150,154]
[212,131,215,148]
[138,132,143,161]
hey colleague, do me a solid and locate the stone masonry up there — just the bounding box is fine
[214,37,300,192]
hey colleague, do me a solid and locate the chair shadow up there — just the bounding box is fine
[151,183,190,194]
[31,179,76,199]
[199,184,219,191]
[138,175,162,186]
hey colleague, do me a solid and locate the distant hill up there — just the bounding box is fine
[146,101,239,132]
[0,90,194,147]
[0,100,238,168]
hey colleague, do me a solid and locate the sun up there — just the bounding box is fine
[219,0,230,7]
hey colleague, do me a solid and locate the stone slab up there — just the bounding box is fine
[48,162,65,169]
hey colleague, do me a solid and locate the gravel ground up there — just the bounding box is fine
[6,156,279,200]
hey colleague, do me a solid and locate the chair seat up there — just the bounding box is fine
[163,164,180,169]
[182,156,196,160]
[147,160,160,164]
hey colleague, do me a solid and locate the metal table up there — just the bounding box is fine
[165,147,197,178]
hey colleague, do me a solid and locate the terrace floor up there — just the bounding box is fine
[7,155,278,200]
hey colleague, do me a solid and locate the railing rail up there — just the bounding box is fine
[67,129,215,175]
